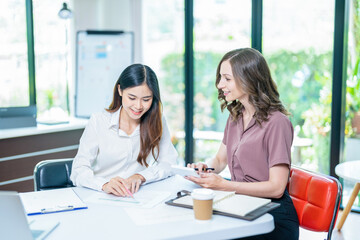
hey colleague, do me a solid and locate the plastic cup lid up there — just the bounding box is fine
[191,188,215,200]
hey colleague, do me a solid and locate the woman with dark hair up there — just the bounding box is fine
[71,64,178,196]
[186,48,299,239]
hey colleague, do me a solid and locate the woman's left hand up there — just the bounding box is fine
[185,172,227,190]
[125,174,146,193]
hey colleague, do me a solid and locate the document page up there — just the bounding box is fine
[213,194,271,216]
[124,204,194,225]
[85,189,171,208]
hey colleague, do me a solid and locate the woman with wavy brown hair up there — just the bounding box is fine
[71,64,178,196]
[186,48,299,239]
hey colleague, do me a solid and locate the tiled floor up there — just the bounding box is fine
[299,210,360,240]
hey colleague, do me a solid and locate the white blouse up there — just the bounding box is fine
[70,108,178,191]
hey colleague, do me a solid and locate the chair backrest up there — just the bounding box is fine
[33,158,74,191]
[288,166,342,240]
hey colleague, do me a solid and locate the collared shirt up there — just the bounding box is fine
[70,108,178,191]
[223,111,293,182]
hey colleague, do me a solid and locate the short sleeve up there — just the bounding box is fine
[265,115,294,168]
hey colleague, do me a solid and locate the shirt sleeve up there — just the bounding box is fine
[70,114,108,191]
[138,117,178,184]
[265,115,294,168]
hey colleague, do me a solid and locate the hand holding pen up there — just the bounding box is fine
[102,174,145,197]
[194,167,215,172]
[102,176,131,197]
[187,163,214,173]
[125,174,145,195]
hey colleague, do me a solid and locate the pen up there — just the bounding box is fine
[194,168,215,171]
[123,184,136,199]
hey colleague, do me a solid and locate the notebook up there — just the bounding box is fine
[0,191,60,240]
[166,190,280,221]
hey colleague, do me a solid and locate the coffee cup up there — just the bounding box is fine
[191,189,215,221]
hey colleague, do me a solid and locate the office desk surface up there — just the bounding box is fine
[28,176,274,240]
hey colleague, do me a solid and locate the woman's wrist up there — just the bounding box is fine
[134,174,146,183]
[102,182,109,191]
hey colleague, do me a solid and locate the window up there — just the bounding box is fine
[263,0,335,174]
[142,0,185,164]
[0,0,31,108]
[33,0,70,121]
[343,0,360,210]
[193,0,251,163]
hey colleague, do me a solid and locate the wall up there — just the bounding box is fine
[68,0,142,115]
[72,0,131,31]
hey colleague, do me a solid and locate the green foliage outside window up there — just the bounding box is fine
[161,52,227,132]
[266,49,332,130]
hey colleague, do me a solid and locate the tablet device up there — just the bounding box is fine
[171,165,200,178]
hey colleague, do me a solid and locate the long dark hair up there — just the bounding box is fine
[216,48,289,124]
[107,64,162,167]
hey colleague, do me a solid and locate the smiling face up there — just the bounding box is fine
[217,60,247,102]
[118,83,153,122]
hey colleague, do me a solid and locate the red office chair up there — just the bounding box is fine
[287,166,342,240]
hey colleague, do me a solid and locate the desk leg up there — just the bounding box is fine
[337,182,360,231]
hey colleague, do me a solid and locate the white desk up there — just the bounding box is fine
[28,176,274,239]
[335,160,360,230]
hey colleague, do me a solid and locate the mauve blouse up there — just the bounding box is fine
[222,111,293,182]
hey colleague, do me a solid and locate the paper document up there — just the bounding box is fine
[124,204,193,225]
[85,189,171,208]
[213,194,271,216]
[20,188,87,215]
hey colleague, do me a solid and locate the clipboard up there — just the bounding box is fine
[165,190,280,221]
[20,188,88,215]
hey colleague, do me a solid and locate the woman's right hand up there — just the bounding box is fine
[187,162,210,173]
[102,176,131,197]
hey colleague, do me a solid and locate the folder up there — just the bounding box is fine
[20,188,87,215]
[165,190,280,221]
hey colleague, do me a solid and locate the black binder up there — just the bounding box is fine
[165,190,280,221]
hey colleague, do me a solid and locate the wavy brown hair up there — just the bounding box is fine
[216,48,289,124]
[107,64,162,167]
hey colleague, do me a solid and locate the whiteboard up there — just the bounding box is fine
[75,30,134,118]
